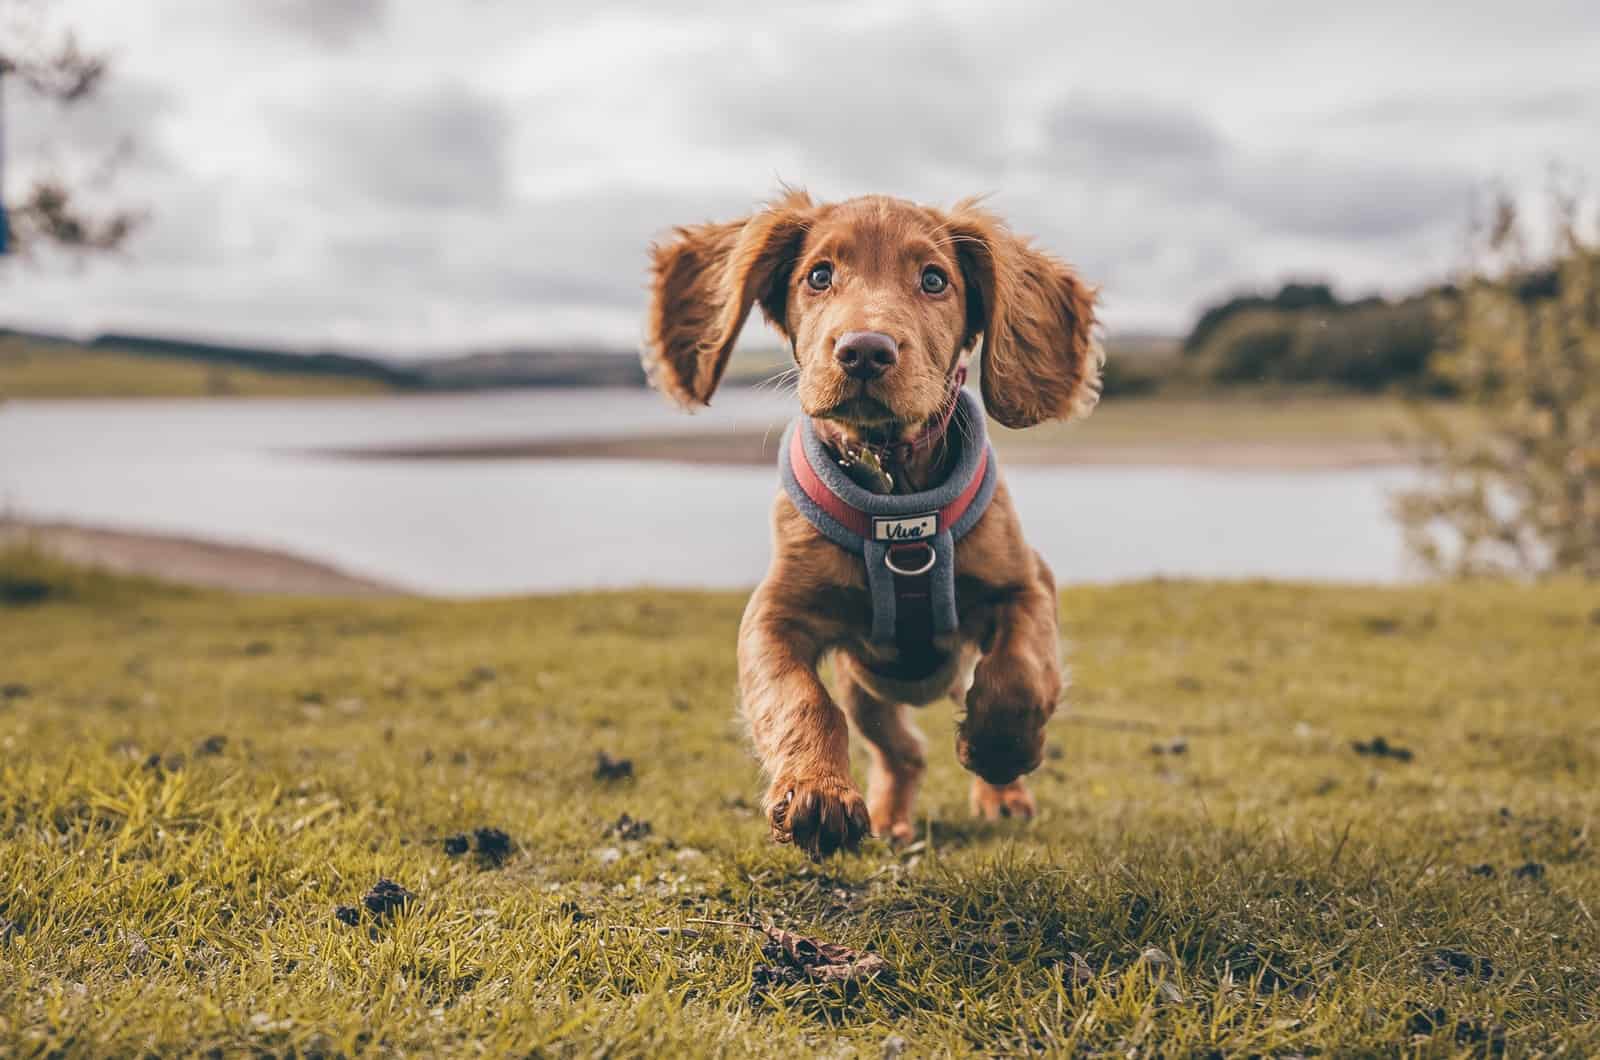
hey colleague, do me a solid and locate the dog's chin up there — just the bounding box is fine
[816,394,900,429]
[804,383,936,442]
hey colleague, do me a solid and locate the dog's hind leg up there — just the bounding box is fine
[837,656,926,847]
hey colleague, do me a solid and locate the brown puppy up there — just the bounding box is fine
[643,191,1101,858]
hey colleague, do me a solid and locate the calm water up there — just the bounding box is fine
[0,390,1419,593]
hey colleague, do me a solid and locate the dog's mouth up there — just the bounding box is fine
[819,389,921,438]
[817,394,901,430]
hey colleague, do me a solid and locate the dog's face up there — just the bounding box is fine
[644,191,1102,436]
[784,199,971,434]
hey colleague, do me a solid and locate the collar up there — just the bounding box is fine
[783,386,994,551]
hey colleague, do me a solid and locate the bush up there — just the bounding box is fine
[1182,282,1339,355]
[1394,192,1600,578]
[1185,298,1444,391]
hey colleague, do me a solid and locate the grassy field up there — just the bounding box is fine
[0,338,391,399]
[1,548,1596,1056]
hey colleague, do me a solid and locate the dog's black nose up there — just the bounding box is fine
[834,331,898,380]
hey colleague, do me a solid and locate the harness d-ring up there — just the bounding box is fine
[884,541,937,576]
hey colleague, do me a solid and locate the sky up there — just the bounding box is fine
[2,0,1597,356]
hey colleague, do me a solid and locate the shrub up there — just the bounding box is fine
[1185,298,1444,390]
[1394,192,1600,578]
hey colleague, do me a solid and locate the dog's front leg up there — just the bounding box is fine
[958,558,1063,819]
[738,586,871,859]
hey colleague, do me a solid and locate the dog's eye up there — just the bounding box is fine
[920,266,949,294]
[806,263,833,291]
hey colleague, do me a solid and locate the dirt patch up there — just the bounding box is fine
[593,751,633,781]
[1,519,399,596]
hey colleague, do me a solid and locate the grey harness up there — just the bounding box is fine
[779,389,998,670]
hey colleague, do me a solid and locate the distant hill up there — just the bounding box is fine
[0,329,649,395]
[88,332,425,388]
[3,326,1185,398]
[0,332,396,399]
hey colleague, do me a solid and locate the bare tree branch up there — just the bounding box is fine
[1,7,139,256]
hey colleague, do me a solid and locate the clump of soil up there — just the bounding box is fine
[471,827,512,863]
[361,879,415,918]
[606,813,652,841]
[441,827,515,865]
[594,751,633,781]
[1352,736,1414,762]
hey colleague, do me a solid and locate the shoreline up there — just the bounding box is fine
[312,430,1410,470]
[0,519,401,597]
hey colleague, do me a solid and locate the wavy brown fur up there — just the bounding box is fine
[642,192,1102,857]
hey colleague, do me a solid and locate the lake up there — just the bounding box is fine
[0,390,1421,593]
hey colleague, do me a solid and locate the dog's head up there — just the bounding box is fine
[644,191,1102,439]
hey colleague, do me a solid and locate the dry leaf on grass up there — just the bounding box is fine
[692,919,891,994]
[760,925,891,983]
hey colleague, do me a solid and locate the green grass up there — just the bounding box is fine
[1,548,1596,1056]
[0,337,391,399]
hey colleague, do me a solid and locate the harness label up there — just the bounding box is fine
[872,513,937,542]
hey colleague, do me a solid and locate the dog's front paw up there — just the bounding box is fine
[766,773,871,860]
[956,712,1046,786]
[959,672,1052,785]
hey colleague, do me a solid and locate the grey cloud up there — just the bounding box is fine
[448,186,754,306]
[319,185,754,317]
[8,1,1597,350]
[673,18,1008,190]
[279,83,512,211]
[1045,96,1226,173]
[9,72,177,172]
[1032,94,1475,245]
[1227,157,1477,241]
[255,0,389,48]
[1328,88,1596,127]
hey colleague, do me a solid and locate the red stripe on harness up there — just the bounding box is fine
[788,425,872,536]
[939,443,989,531]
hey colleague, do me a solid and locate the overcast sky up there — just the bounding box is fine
[2,0,1597,355]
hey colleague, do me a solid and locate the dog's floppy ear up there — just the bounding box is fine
[942,200,1103,428]
[644,190,814,407]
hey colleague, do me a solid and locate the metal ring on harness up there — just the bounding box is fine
[884,541,937,576]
